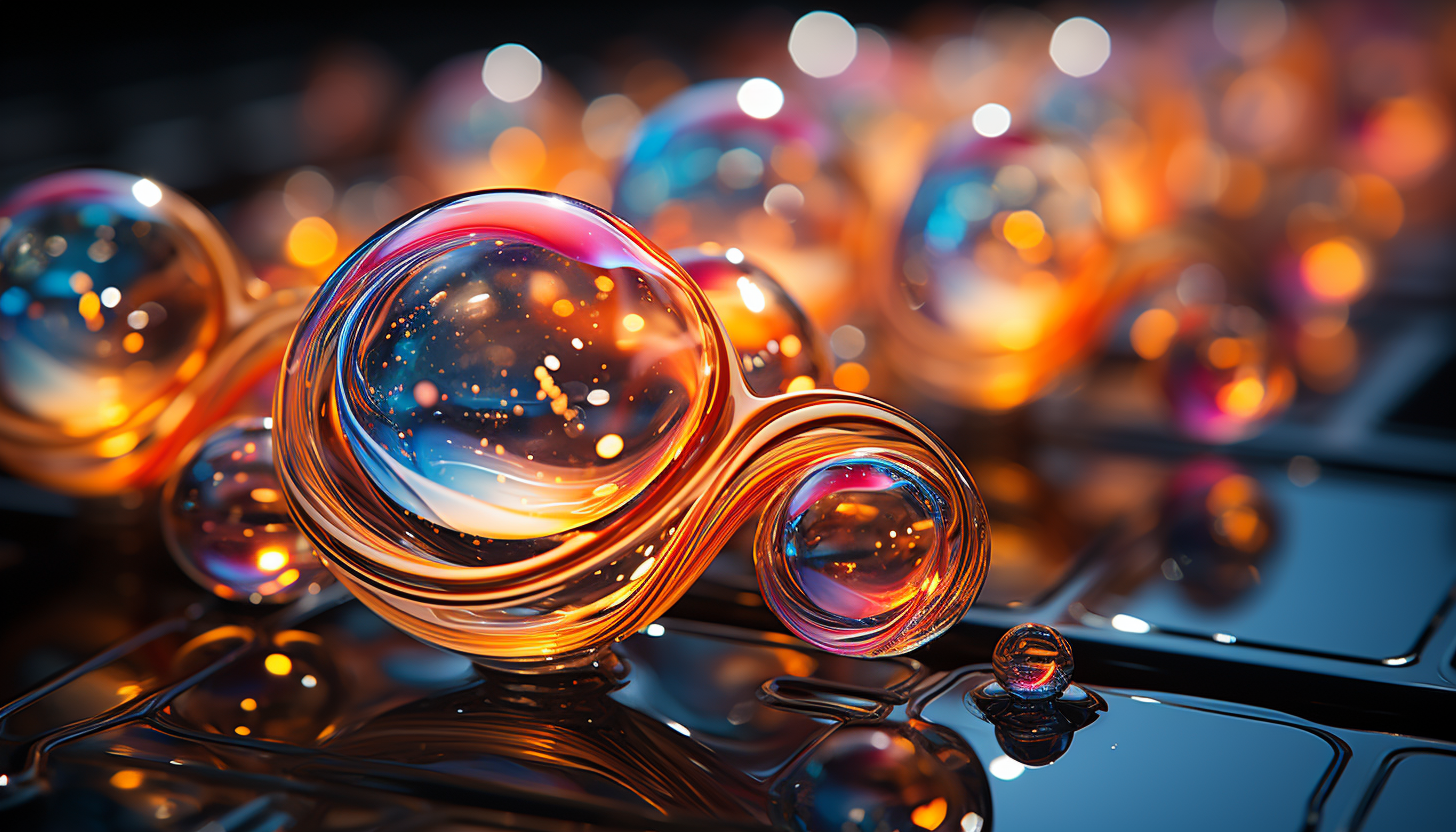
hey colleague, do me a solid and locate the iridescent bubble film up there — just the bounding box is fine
[162,418,330,603]
[992,622,1074,700]
[1161,303,1294,443]
[674,246,831,396]
[278,189,985,665]
[756,455,987,657]
[0,171,222,435]
[336,206,708,541]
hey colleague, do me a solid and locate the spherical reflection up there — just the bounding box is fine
[1163,458,1277,607]
[773,725,988,832]
[0,170,222,436]
[890,131,1115,408]
[757,454,985,657]
[782,460,942,620]
[1161,304,1294,443]
[170,630,340,744]
[163,418,330,603]
[992,622,1074,700]
[674,246,831,396]
[337,206,709,541]
[614,80,865,320]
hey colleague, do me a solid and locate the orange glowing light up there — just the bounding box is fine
[256,550,288,572]
[109,770,143,790]
[1217,376,1266,419]
[785,375,815,393]
[1300,238,1367,302]
[489,126,547,181]
[1206,337,1243,370]
[780,334,802,358]
[911,797,949,830]
[832,362,869,392]
[77,290,101,320]
[1362,96,1452,183]
[1002,210,1046,250]
[621,313,645,332]
[595,434,624,459]
[286,217,338,267]
[121,332,144,353]
[234,726,252,736]
[1207,475,1259,514]
[551,299,575,317]
[1027,662,1058,689]
[263,653,293,676]
[1130,308,1179,360]
[96,431,140,459]
[240,697,257,711]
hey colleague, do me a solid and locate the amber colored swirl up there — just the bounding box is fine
[0,170,308,494]
[275,189,986,670]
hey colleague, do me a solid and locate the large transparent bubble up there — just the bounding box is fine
[0,172,222,436]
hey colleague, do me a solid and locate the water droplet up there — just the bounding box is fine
[162,418,331,603]
[992,623,1074,700]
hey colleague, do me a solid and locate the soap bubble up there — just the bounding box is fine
[0,170,223,436]
[1161,303,1295,443]
[888,131,1116,409]
[675,246,831,396]
[162,418,329,603]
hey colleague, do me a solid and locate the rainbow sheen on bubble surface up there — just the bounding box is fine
[756,454,987,657]
[0,171,222,435]
[277,188,985,665]
[163,419,329,603]
[336,209,708,543]
[781,459,942,620]
[675,246,831,396]
[992,622,1074,700]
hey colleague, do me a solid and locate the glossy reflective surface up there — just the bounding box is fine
[276,189,985,665]
[161,419,329,603]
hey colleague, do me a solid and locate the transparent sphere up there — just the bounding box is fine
[674,246,831,396]
[992,622,1074,700]
[162,418,330,603]
[757,454,986,657]
[890,131,1115,408]
[170,629,340,744]
[614,79,864,320]
[336,208,709,542]
[400,50,593,200]
[0,170,223,435]
[1162,304,1295,443]
[773,725,989,832]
